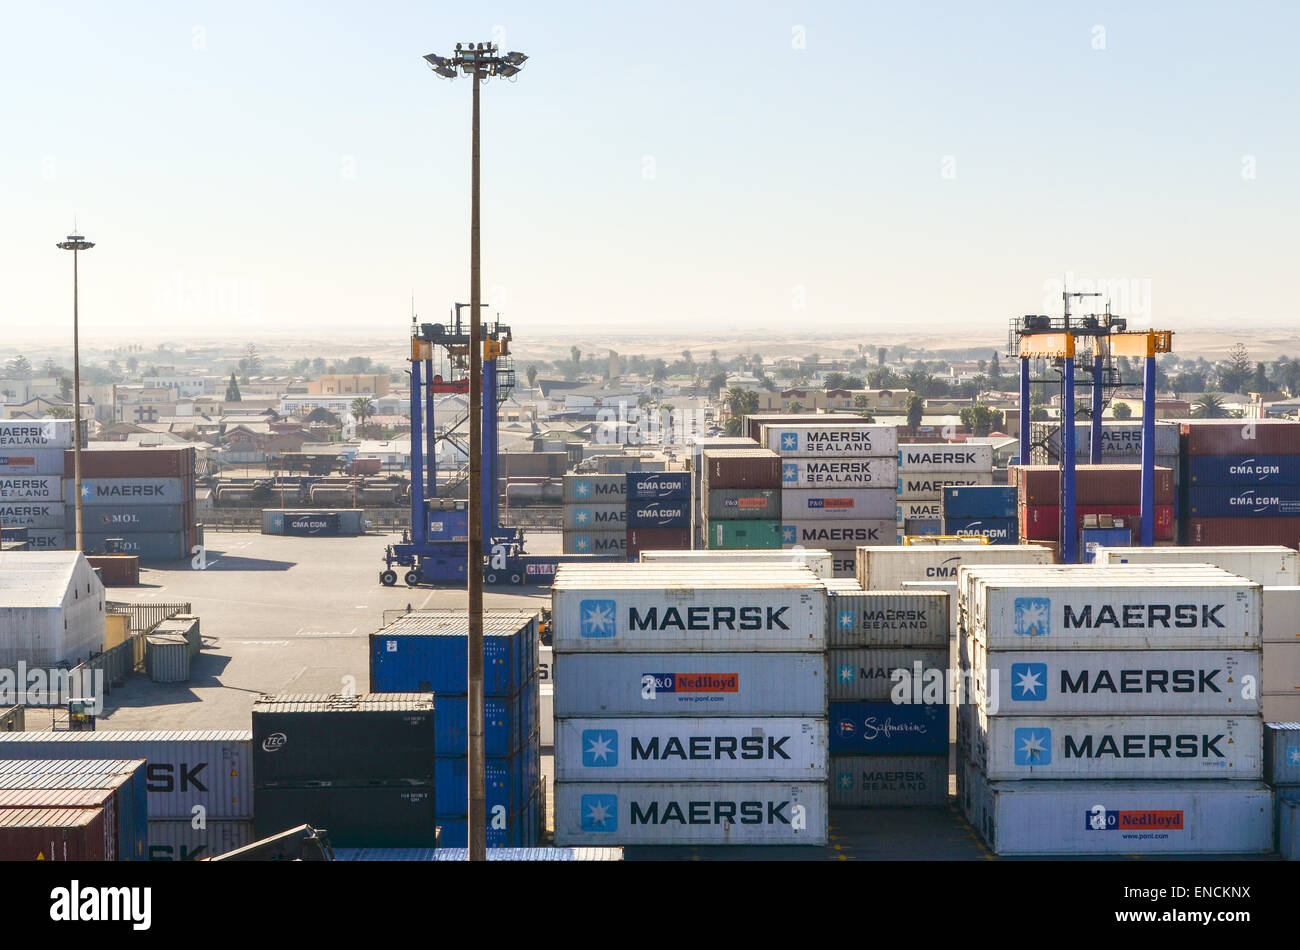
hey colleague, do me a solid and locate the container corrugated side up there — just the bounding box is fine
[1187,454,1300,486]
[899,473,994,500]
[828,701,948,755]
[0,807,108,861]
[1264,722,1300,785]
[638,549,833,579]
[555,717,827,781]
[1187,517,1300,547]
[562,474,627,504]
[827,590,949,648]
[553,653,825,717]
[780,457,896,488]
[0,731,253,819]
[1279,793,1300,860]
[1097,546,1298,587]
[553,781,827,846]
[971,776,1273,855]
[782,519,894,549]
[971,710,1263,780]
[1264,587,1300,643]
[562,530,627,555]
[856,543,1054,591]
[562,504,626,531]
[829,648,947,701]
[704,487,781,521]
[0,420,75,449]
[784,489,895,522]
[829,755,948,807]
[1182,419,1300,456]
[146,819,253,861]
[897,443,994,471]
[147,635,191,683]
[764,424,897,457]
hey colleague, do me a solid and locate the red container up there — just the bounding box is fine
[1186,517,1300,547]
[66,447,196,479]
[1016,464,1174,505]
[0,807,108,861]
[1019,504,1174,541]
[700,449,782,489]
[743,413,864,444]
[1181,420,1300,456]
[87,555,140,587]
[626,526,691,559]
[0,789,118,861]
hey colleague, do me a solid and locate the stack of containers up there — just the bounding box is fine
[251,693,439,848]
[68,447,199,561]
[550,563,829,846]
[0,758,147,861]
[562,473,628,559]
[368,609,542,847]
[897,443,994,539]
[700,448,784,551]
[941,485,1018,544]
[0,730,253,860]
[1029,421,1181,517]
[1016,463,1175,548]
[957,564,1272,856]
[1182,420,1300,547]
[826,586,951,805]
[0,419,73,550]
[1264,722,1300,859]
[638,548,837,580]
[625,472,691,560]
[689,436,759,549]
[766,422,899,575]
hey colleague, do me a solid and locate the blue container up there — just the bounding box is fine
[427,509,469,541]
[435,683,537,758]
[943,516,1017,544]
[1187,485,1300,518]
[1187,454,1300,487]
[941,485,1017,520]
[626,472,690,502]
[828,701,948,755]
[436,783,541,848]
[1081,526,1133,562]
[434,736,540,815]
[370,613,536,697]
[625,499,690,529]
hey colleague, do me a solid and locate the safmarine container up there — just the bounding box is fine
[1096,545,1298,586]
[626,500,689,529]
[253,783,437,847]
[0,731,252,819]
[553,652,826,717]
[563,504,626,531]
[0,502,63,528]
[638,549,834,579]
[706,519,782,549]
[1188,486,1300,518]
[829,649,947,701]
[829,755,948,807]
[0,420,75,449]
[0,807,111,861]
[828,701,948,755]
[555,718,827,781]
[944,518,1017,544]
[942,485,1017,521]
[68,477,192,506]
[369,609,537,697]
[0,475,61,501]
[898,473,994,499]
[706,487,780,520]
[827,590,950,648]
[972,649,1262,715]
[553,781,827,846]
[785,489,895,521]
[782,520,894,549]
[781,457,897,488]
[563,473,627,504]
[898,443,994,471]
[1187,518,1300,547]
[765,424,897,457]
[434,741,539,815]
[551,567,826,652]
[146,634,190,683]
[970,710,1263,780]
[1264,722,1300,785]
[251,693,436,784]
[626,471,689,502]
[1182,419,1300,456]
[145,819,253,861]
[1188,454,1300,486]
[563,531,627,556]
[969,776,1273,855]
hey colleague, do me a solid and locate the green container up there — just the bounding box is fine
[706,519,783,550]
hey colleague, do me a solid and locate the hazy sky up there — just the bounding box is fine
[2,1,1296,345]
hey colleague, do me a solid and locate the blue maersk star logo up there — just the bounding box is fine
[837,772,853,790]
[81,483,93,500]
[1289,747,1300,766]
[574,508,591,526]
[837,610,855,630]
[574,481,590,498]
[838,665,855,683]
[1010,663,1048,701]
[782,525,796,544]
[782,462,798,483]
[582,729,619,767]
[1013,597,1051,637]
[581,793,618,832]
[580,599,617,638]
[1014,728,1052,766]
[574,536,590,553]
[780,432,798,452]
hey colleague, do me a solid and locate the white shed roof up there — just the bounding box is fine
[0,551,84,608]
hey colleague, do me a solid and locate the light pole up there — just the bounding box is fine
[56,233,95,553]
[424,42,527,862]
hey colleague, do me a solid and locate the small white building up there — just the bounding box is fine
[0,551,106,669]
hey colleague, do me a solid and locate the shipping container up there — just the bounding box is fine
[897,443,994,471]
[434,689,537,758]
[555,717,827,781]
[78,503,189,534]
[541,683,554,746]
[1264,587,1300,642]
[153,617,201,660]
[1182,419,1300,456]
[943,517,1017,544]
[18,529,66,549]
[782,457,897,488]
[706,519,783,549]
[828,701,948,755]
[1187,517,1300,547]
[897,500,943,522]
[251,693,436,784]
[1019,504,1174,541]
[898,473,995,501]
[1188,485,1300,518]
[970,710,1262,780]
[82,532,190,562]
[0,731,253,819]
[0,807,109,861]
[942,485,1018,521]
[781,519,894,549]
[700,449,782,489]
[0,449,66,476]
[0,789,123,861]
[1264,722,1300,786]
[826,550,858,578]
[0,502,63,528]
[253,783,437,848]
[829,754,948,807]
[900,520,941,538]
[625,527,690,558]
[626,472,689,502]
[626,500,690,529]
[146,634,190,683]
[1016,464,1175,506]
[705,487,780,521]
[0,765,146,861]
[67,446,195,479]
[0,475,61,501]
[638,548,832,578]
[435,783,542,848]
[551,570,826,652]
[562,474,627,504]
[562,531,628,556]
[1096,546,1298,586]
[553,652,826,717]
[434,741,539,815]
[1279,793,1300,861]
[1188,454,1300,486]
[68,477,193,507]
[829,649,947,701]
[1031,421,1181,461]
[553,781,827,846]
[856,543,1054,591]
[260,509,365,536]
[426,508,468,541]
[1265,695,1300,722]
[0,420,75,450]
[970,776,1273,855]
[87,554,140,586]
[146,819,252,860]
[743,412,863,444]
[765,424,897,458]
[369,610,536,697]
[784,489,896,521]
[562,503,626,531]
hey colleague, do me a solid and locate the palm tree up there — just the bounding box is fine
[905,393,925,435]
[525,364,537,392]
[351,396,376,436]
[1192,392,1230,418]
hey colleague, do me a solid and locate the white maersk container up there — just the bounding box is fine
[827,590,949,648]
[764,424,898,458]
[553,781,828,846]
[555,718,827,781]
[972,649,1262,715]
[1264,587,1300,642]
[551,568,826,653]
[857,543,1054,591]
[782,489,895,521]
[830,755,949,807]
[897,500,944,523]
[541,684,554,747]
[0,420,75,449]
[552,653,825,717]
[780,457,896,488]
[0,475,62,501]
[0,501,64,528]
[1096,545,1299,586]
[829,648,947,701]
[782,520,895,549]
[638,549,834,579]
[968,776,1274,856]
[897,443,993,472]
[970,711,1263,780]
[897,472,994,500]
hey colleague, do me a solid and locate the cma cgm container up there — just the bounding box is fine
[764,424,898,458]
[898,443,993,471]
[945,518,1017,544]
[638,548,834,579]
[261,509,365,536]
[827,590,950,648]
[551,568,826,652]
[554,781,827,846]
[970,711,1263,780]
[626,500,689,529]
[783,520,894,549]
[781,457,897,488]
[1095,545,1298,586]
[0,731,253,820]
[626,472,689,502]
[0,807,110,861]
[251,693,436,784]
[856,543,1054,591]
[555,718,827,781]
[369,610,537,696]
[783,489,895,521]
[830,755,949,807]
[1187,454,1300,486]
[1188,486,1300,518]
[829,701,948,755]
[553,652,826,717]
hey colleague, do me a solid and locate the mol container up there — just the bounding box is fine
[830,755,948,807]
[82,532,189,562]
[1097,545,1298,586]
[554,781,827,846]
[0,731,253,820]
[782,520,894,549]
[856,543,1054,591]
[553,652,825,717]
[369,610,537,697]
[829,701,948,755]
[829,649,947,701]
[784,489,895,521]
[764,424,897,458]
[555,718,827,782]
[551,567,826,653]
[781,457,896,488]
[970,710,1263,780]
[827,590,950,648]
[82,505,189,534]
[638,548,834,579]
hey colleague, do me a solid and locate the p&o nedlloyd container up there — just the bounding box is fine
[782,489,895,521]
[554,781,827,846]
